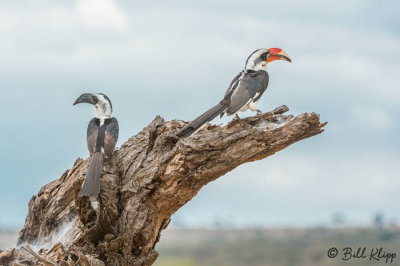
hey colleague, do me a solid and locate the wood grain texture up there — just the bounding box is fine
[1,106,326,266]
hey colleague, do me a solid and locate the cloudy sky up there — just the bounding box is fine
[0,0,399,229]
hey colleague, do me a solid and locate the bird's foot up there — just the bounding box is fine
[256,109,262,115]
[234,114,240,120]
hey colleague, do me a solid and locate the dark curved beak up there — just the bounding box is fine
[73,93,95,106]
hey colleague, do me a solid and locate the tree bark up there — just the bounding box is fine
[0,106,326,266]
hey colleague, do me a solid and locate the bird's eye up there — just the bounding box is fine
[261,53,267,60]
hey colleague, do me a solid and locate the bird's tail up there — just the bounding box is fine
[176,102,228,138]
[79,151,104,198]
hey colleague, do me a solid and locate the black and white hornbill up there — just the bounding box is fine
[176,48,291,138]
[73,93,119,198]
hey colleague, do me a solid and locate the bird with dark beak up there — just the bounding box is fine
[176,48,291,138]
[73,93,119,198]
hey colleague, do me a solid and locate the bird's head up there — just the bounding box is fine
[73,93,113,118]
[245,48,291,71]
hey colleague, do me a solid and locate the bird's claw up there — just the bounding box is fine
[256,109,262,115]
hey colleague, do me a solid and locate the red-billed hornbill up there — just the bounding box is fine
[176,48,291,138]
[73,93,119,198]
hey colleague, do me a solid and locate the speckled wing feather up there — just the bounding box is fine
[226,70,269,115]
[104,117,119,157]
[86,118,99,154]
[223,72,242,98]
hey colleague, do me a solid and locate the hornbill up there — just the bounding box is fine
[176,48,291,138]
[73,93,119,198]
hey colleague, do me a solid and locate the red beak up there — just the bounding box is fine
[267,48,291,63]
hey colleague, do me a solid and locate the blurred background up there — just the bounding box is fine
[0,0,399,265]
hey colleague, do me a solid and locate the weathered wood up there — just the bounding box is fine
[1,106,326,265]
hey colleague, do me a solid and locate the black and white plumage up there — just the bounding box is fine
[176,48,291,138]
[73,93,119,198]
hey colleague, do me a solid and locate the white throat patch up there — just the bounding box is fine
[94,93,112,119]
[245,49,269,71]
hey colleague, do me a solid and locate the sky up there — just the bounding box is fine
[0,0,399,229]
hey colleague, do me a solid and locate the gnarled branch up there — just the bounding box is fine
[1,106,326,266]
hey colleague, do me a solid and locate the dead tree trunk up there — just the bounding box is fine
[0,106,326,266]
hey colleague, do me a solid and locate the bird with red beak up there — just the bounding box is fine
[177,48,291,138]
